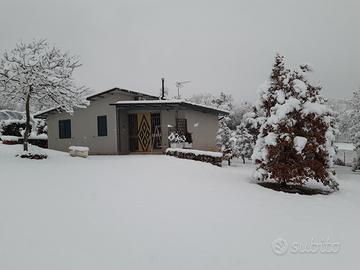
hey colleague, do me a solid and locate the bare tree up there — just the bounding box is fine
[0,40,88,151]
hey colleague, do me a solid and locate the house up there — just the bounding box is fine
[34,88,228,155]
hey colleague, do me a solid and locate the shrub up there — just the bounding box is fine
[0,120,30,137]
[334,158,345,166]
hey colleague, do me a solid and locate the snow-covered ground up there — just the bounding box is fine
[0,143,359,270]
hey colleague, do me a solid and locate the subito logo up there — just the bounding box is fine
[272,238,288,255]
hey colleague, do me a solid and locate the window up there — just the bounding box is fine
[59,119,71,139]
[97,115,107,137]
[176,118,188,136]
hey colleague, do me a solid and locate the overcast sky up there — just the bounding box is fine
[1,0,359,103]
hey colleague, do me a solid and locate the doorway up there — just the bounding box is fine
[128,112,162,152]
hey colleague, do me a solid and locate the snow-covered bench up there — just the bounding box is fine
[69,146,89,158]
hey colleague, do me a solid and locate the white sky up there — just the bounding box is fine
[1,0,359,102]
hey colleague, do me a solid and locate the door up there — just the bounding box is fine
[128,114,138,152]
[137,112,152,152]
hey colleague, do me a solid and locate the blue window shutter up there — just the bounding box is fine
[97,115,107,137]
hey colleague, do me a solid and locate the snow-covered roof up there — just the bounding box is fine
[34,87,160,118]
[86,87,158,101]
[34,89,229,119]
[112,99,230,115]
[33,106,62,119]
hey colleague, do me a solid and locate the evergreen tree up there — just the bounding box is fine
[257,54,290,117]
[232,124,254,163]
[252,56,339,190]
[242,54,288,145]
[217,116,233,165]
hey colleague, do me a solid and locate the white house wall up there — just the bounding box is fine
[183,109,219,151]
[47,93,135,155]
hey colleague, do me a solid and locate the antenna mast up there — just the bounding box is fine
[175,80,191,99]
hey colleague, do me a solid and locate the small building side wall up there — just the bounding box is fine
[183,110,219,151]
[47,93,135,155]
[159,109,220,151]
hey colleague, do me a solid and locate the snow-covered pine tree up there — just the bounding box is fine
[257,54,290,117]
[295,65,338,189]
[242,54,288,145]
[352,132,360,171]
[217,116,233,165]
[252,56,339,191]
[0,40,88,152]
[232,124,254,164]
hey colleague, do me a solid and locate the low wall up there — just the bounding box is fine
[166,148,223,167]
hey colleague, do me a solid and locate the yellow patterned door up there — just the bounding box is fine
[137,112,152,152]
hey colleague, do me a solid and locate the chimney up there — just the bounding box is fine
[161,78,165,100]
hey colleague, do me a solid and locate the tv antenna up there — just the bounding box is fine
[175,80,191,99]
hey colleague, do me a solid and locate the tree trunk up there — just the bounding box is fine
[23,90,31,152]
[228,158,231,166]
[241,155,245,164]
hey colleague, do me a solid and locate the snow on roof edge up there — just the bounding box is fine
[86,87,159,100]
[113,99,230,114]
[33,106,62,118]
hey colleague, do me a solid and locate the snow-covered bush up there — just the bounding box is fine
[252,54,339,191]
[0,116,47,148]
[35,119,47,135]
[243,106,265,144]
[334,158,345,166]
[340,89,360,169]
[352,158,360,171]
[16,144,48,160]
[352,135,360,171]
[217,116,234,165]
[0,119,28,137]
